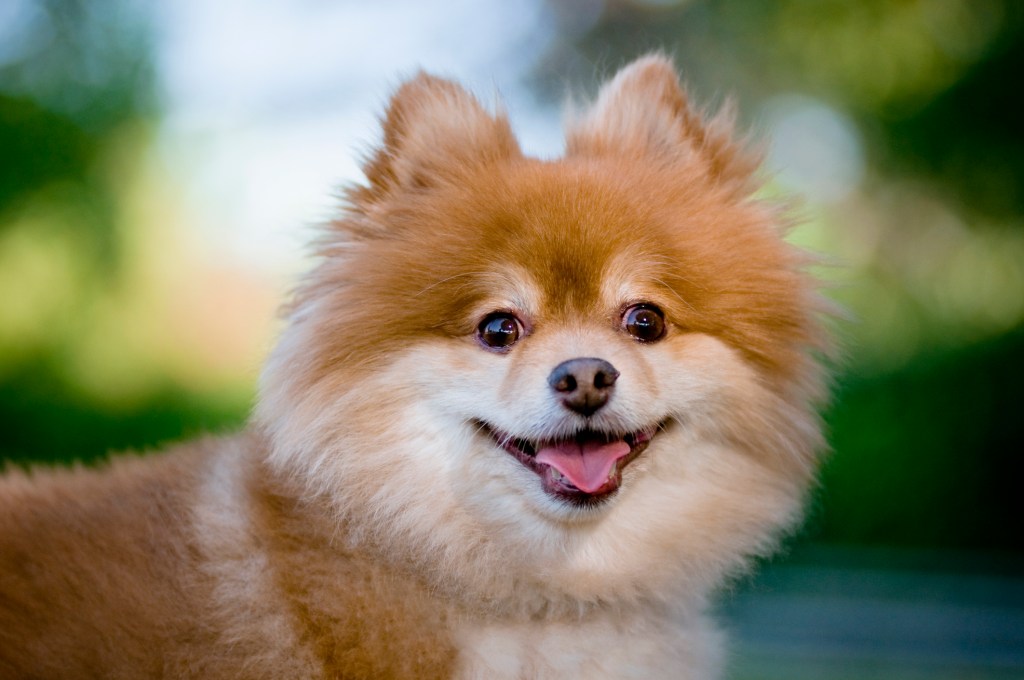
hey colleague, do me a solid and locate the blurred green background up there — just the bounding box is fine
[2,1,1023,677]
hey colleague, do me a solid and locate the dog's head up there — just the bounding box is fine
[257,56,831,609]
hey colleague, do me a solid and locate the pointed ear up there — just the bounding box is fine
[355,73,521,205]
[566,54,759,191]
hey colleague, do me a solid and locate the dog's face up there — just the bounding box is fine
[257,57,829,608]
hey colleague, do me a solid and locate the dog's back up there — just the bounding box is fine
[1,444,214,676]
[0,436,459,679]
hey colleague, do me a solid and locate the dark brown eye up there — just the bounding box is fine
[622,304,666,342]
[477,313,522,349]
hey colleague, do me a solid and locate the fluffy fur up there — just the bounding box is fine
[0,55,830,678]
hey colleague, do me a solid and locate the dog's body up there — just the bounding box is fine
[0,56,829,678]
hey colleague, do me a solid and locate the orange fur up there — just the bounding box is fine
[0,55,830,678]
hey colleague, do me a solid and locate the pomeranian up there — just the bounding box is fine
[0,55,830,678]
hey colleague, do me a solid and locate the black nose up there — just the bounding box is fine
[547,357,619,416]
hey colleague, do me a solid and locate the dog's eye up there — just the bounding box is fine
[622,304,666,343]
[477,313,522,349]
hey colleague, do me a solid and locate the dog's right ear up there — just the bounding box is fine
[566,54,759,196]
[351,73,522,207]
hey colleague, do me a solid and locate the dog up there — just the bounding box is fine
[0,55,830,678]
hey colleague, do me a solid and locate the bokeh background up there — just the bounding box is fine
[2,1,1023,677]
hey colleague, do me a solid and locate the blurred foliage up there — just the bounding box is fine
[0,0,155,384]
[884,11,1024,220]
[0,360,246,466]
[818,327,1024,552]
[0,0,250,465]
[0,0,156,262]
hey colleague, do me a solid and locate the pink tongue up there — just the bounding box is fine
[535,439,631,493]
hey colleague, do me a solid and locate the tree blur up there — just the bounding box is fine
[1,0,263,464]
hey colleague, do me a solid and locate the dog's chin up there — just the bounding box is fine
[474,420,664,507]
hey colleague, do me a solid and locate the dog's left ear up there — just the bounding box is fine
[353,73,522,207]
[566,54,759,193]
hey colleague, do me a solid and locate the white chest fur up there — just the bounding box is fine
[453,609,722,679]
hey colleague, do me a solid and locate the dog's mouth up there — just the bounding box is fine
[476,421,660,505]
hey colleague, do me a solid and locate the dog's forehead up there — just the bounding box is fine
[478,163,651,314]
